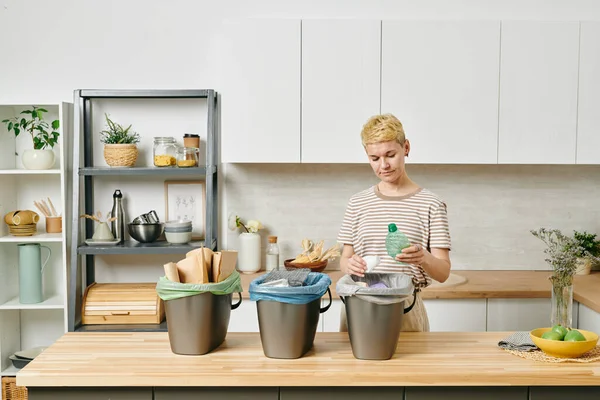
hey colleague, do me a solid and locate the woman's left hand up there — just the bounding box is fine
[395,243,428,265]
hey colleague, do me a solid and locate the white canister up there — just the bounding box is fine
[237,232,261,274]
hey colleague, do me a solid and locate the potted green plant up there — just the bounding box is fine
[1,106,60,169]
[99,113,141,167]
[571,231,600,275]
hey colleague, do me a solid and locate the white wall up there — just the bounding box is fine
[2,0,600,281]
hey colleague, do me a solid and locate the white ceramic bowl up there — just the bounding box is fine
[164,220,192,229]
[165,231,192,244]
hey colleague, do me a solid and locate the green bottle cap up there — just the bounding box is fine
[388,223,397,233]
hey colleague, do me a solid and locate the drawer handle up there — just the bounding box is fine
[110,311,130,315]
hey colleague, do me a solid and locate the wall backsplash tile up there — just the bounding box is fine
[222,163,600,272]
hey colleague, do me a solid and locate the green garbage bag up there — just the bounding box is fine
[156,269,243,301]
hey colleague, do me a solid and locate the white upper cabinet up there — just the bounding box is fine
[381,21,500,164]
[219,19,301,163]
[301,20,380,163]
[577,22,600,164]
[498,21,579,164]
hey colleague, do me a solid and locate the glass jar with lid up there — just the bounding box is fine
[176,147,199,168]
[153,137,177,167]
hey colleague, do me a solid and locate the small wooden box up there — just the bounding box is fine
[82,282,164,325]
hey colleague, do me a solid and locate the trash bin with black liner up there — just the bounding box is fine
[156,270,243,356]
[336,273,416,360]
[249,269,332,359]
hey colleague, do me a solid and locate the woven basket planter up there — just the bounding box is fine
[103,144,138,167]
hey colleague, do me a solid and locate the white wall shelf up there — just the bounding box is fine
[0,169,61,175]
[0,233,63,243]
[0,102,72,377]
[0,295,64,310]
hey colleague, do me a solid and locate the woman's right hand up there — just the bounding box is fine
[343,254,367,277]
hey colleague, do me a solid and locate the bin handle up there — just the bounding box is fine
[403,290,418,314]
[231,292,242,310]
[320,287,332,313]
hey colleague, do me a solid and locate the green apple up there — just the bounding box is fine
[551,324,568,340]
[541,331,562,341]
[564,329,586,342]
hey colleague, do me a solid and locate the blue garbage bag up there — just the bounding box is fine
[249,272,331,305]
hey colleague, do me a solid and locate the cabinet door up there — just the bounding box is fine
[423,299,487,332]
[577,22,600,164]
[578,303,600,333]
[381,21,500,164]
[498,21,579,164]
[227,299,259,332]
[486,299,576,331]
[301,20,380,163]
[219,19,301,163]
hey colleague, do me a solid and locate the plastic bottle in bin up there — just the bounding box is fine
[266,236,280,272]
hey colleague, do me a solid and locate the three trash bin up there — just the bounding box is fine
[156,270,243,355]
[337,273,416,360]
[250,270,332,359]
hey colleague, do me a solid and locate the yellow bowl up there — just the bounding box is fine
[530,327,599,358]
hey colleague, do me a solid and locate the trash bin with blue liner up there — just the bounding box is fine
[336,273,416,360]
[156,270,243,356]
[250,269,332,359]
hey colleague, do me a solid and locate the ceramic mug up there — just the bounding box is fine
[45,216,62,233]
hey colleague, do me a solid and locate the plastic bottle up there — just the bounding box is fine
[385,223,410,259]
[111,189,125,243]
[266,236,280,272]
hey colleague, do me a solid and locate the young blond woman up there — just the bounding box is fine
[338,114,452,332]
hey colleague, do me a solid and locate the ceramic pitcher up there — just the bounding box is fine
[18,243,51,304]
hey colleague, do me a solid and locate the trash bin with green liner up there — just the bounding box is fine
[336,273,416,360]
[249,270,332,359]
[156,270,243,356]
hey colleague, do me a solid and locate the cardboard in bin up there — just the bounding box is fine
[164,248,238,284]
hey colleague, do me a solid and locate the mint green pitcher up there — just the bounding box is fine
[18,243,51,304]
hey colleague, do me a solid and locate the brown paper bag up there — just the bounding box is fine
[163,262,181,282]
[211,252,222,283]
[202,248,214,282]
[176,256,204,284]
[217,250,237,282]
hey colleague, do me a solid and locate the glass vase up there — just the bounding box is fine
[550,277,574,328]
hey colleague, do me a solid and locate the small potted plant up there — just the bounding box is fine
[99,113,141,167]
[571,231,600,275]
[2,106,60,169]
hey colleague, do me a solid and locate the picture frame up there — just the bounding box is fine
[164,180,206,240]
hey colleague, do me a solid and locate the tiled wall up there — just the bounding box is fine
[223,163,600,271]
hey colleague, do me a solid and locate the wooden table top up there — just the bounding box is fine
[17,332,600,387]
[241,270,600,312]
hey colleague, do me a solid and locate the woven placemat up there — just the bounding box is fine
[502,346,600,363]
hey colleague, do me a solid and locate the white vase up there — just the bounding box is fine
[237,232,261,274]
[22,149,55,170]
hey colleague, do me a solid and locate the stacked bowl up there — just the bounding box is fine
[165,220,193,244]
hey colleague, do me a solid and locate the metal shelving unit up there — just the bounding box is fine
[68,89,219,332]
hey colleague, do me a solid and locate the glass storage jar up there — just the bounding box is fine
[153,137,177,167]
[176,147,199,168]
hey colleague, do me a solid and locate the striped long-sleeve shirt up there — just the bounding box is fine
[337,185,451,288]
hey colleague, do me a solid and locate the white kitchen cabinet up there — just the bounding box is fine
[322,299,343,332]
[0,102,72,377]
[381,21,500,164]
[576,22,600,164]
[578,303,600,333]
[498,21,579,164]
[486,298,578,331]
[219,19,301,163]
[423,299,487,332]
[228,299,259,332]
[301,19,380,163]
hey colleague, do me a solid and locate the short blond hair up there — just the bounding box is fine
[360,114,406,146]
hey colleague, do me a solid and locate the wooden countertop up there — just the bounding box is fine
[17,332,600,387]
[240,270,600,313]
